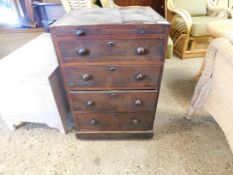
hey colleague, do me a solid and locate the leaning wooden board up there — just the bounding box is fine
[50,7,169,139]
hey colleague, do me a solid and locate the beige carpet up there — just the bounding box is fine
[0,33,232,175]
[0,33,41,59]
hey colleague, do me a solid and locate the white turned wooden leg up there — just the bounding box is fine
[185,107,195,120]
[193,58,206,81]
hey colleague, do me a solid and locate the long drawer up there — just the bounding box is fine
[55,36,166,63]
[74,111,155,131]
[63,64,162,90]
[69,90,158,112]
[50,24,169,36]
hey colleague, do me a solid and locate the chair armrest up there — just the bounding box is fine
[185,38,233,120]
[167,0,192,32]
[207,0,233,18]
[217,38,233,66]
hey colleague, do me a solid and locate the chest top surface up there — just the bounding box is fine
[50,7,169,27]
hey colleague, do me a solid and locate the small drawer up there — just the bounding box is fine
[73,111,155,131]
[50,24,169,36]
[55,36,166,63]
[69,90,158,112]
[63,64,162,90]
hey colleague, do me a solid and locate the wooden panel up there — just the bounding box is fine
[56,36,166,63]
[63,64,162,90]
[69,90,158,112]
[73,111,155,131]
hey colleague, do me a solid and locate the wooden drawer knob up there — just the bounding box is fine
[133,119,139,125]
[78,48,89,56]
[135,99,142,106]
[75,30,86,36]
[109,66,116,71]
[90,119,97,125]
[136,47,147,55]
[82,74,91,81]
[86,100,94,107]
[135,74,145,81]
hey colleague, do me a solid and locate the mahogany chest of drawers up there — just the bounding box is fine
[50,7,169,139]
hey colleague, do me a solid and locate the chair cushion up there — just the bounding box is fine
[166,37,173,58]
[191,16,222,37]
[173,0,207,16]
[100,0,114,8]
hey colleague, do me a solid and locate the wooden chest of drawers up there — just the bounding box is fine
[50,7,169,139]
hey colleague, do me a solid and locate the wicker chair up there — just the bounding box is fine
[166,0,233,59]
[185,36,233,153]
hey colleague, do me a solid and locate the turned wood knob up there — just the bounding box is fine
[133,119,139,125]
[135,99,142,106]
[109,66,116,71]
[82,74,91,81]
[75,30,85,36]
[135,74,145,81]
[86,100,94,107]
[78,48,89,56]
[136,47,147,55]
[90,119,97,125]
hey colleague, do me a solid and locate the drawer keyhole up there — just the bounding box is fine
[139,30,145,34]
[108,41,115,47]
[133,119,139,125]
[110,93,116,97]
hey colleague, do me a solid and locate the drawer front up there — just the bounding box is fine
[74,111,155,131]
[51,24,169,36]
[63,64,162,90]
[56,37,166,63]
[69,90,158,112]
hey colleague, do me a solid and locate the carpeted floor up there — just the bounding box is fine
[0,33,233,175]
[0,33,41,59]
